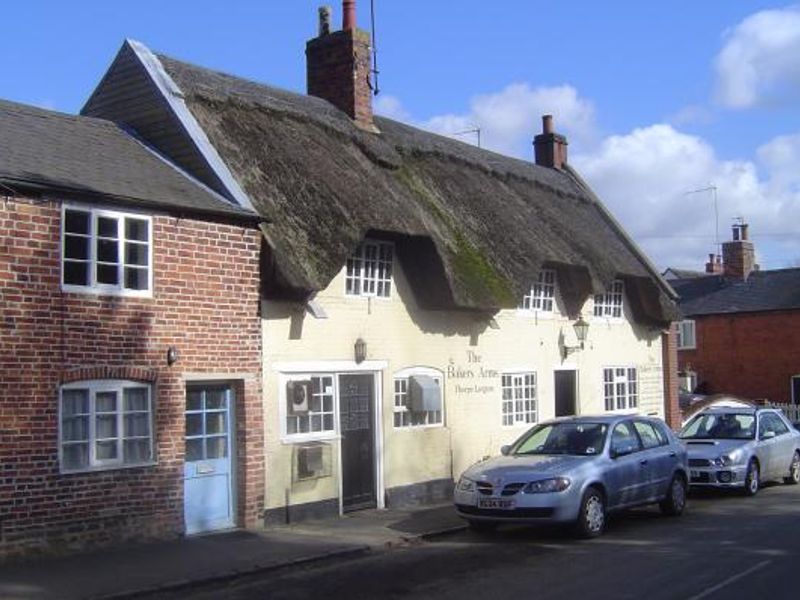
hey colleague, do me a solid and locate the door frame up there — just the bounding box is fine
[273,360,387,515]
[552,365,579,417]
[183,381,237,535]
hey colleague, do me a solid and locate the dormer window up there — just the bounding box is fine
[345,240,393,298]
[520,269,556,313]
[593,280,624,318]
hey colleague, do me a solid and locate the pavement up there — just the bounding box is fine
[0,504,466,600]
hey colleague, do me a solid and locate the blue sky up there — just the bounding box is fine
[3,1,799,270]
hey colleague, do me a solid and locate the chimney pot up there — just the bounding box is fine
[542,114,553,134]
[343,0,356,31]
[318,6,332,36]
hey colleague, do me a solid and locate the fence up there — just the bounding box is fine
[765,402,800,423]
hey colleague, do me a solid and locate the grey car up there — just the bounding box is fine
[680,407,800,495]
[454,415,689,537]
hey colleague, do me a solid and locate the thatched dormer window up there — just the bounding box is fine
[593,280,625,319]
[520,269,557,314]
[345,240,393,298]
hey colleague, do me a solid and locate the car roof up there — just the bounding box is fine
[545,414,661,425]
[699,407,758,415]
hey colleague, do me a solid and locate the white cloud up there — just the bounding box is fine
[714,5,800,108]
[374,94,412,122]
[375,83,597,158]
[574,125,800,270]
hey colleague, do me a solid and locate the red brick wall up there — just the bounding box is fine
[678,310,800,404]
[662,324,681,430]
[0,195,264,558]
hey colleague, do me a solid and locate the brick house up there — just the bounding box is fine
[81,0,681,523]
[0,99,265,558]
[670,222,800,406]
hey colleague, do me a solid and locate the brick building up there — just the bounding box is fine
[0,100,264,558]
[670,222,800,405]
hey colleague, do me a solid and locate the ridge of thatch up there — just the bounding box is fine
[157,54,678,323]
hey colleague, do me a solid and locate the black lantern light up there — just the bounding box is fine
[354,337,367,364]
[572,316,590,349]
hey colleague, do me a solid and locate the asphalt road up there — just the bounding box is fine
[147,483,800,600]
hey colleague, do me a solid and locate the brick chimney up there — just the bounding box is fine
[705,253,723,274]
[306,1,376,131]
[534,115,568,169]
[722,221,755,280]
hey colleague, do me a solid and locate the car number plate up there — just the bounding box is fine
[478,498,515,510]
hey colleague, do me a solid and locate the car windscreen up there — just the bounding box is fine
[511,422,608,456]
[680,413,755,440]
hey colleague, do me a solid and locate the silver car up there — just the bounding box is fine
[454,415,689,537]
[680,407,800,495]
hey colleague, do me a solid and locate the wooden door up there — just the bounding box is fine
[339,374,376,511]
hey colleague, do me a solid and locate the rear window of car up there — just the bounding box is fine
[634,421,668,449]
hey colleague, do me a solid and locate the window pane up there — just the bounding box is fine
[124,267,148,290]
[96,415,117,438]
[186,438,203,461]
[96,440,118,460]
[96,391,117,413]
[65,210,90,234]
[207,437,227,459]
[124,388,148,412]
[186,413,203,437]
[62,389,89,415]
[64,235,89,260]
[62,416,89,441]
[97,263,118,285]
[186,389,203,411]
[97,239,118,263]
[63,261,89,285]
[125,242,148,266]
[206,390,227,410]
[124,414,150,437]
[205,412,226,435]
[97,216,118,238]
[125,218,149,242]
[63,443,89,469]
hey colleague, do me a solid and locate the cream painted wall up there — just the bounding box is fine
[262,253,666,513]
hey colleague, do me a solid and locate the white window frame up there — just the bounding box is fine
[519,269,557,315]
[59,380,155,474]
[280,374,339,443]
[593,279,624,319]
[676,319,696,350]
[393,367,444,429]
[501,371,538,427]
[603,367,638,413]
[344,239,394,299]
[61,204,153,298]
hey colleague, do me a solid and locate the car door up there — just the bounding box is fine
[757,413,779,478]
[606,420,648,508]
[633,420,675,500]
[765,412,794,478]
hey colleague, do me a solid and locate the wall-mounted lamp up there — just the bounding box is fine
[166,346,180,366]
[354,337,367,364]
[561,316,590,361]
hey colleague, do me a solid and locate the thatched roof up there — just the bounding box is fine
[154,54,676,322]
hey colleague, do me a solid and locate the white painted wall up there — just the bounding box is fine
[262,255,666,513]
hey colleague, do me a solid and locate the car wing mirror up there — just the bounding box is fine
[500,444,511,456]
[762,430,776,440]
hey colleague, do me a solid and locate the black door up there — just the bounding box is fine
[554,370,577,417]
[339,374,376,511]
[793,376,800,405]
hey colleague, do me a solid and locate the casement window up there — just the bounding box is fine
[502,372,537,426]
[62,205,152,296]
[520,269,556,313]
[676,320,696,350]
[593,280,624,318]
[59,381,154,473]
[603,367,638,412]
[393,368,444,428]
[345,240,393,298]
[286,375,336,436]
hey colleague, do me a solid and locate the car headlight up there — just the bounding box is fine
[457,477,476,492]
[714,451,743,467]
[522,477,571,494]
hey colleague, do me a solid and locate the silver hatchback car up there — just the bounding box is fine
[680,407,800,495]
[454,415,689,537]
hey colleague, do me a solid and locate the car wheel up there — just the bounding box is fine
[659,474,687,516]
[783,451,800,485]
[467,519,497,533]
[743,459,760,496]
[575,486,605,539]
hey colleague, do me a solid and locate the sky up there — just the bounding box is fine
[2,1,799,271]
